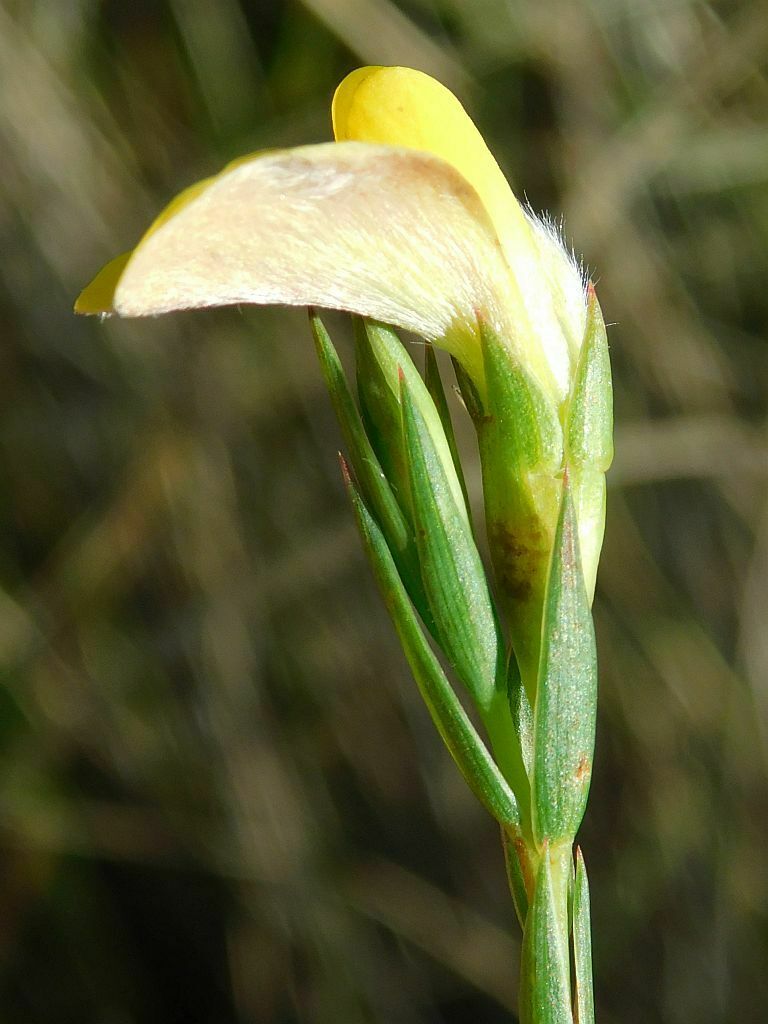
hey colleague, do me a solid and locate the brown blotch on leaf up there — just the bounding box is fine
[575,755,591,783]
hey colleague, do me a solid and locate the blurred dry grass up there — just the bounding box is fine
[1,0,768,1021]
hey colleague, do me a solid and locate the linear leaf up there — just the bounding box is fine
[312,313,410,557]
[312,313,438,630]
[566,286,613,472]
[519,848,573,1024]
[356,320,469,527]
[532,474,597,846]
[342,463,520,830]
[424,346,470,512]
[353,317,408,508]
[573,848,595,1024]
[400,375,502,714]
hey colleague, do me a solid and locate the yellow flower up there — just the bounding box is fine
[76,66,587,406]
[77,66,613,701]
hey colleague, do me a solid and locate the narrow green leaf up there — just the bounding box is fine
[566,286,613,472]
[342,462,520,830]
[311,313,410,557]
[400,375,502,714]
[354,318,407,506]
[573,848,595,1024]
[532,474,597,846]
[312,313,436,631]
[519,848,573,1024]
[424,346,470,512]
[356,319,469,528]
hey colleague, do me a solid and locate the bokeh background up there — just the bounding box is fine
[2,0,768,1021]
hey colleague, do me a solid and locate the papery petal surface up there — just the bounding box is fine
[77,143,523,385]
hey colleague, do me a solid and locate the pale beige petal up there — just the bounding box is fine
[112,142,523,385]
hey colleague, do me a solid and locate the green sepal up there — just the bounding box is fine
[519,847,573,1024]
[400,374,502,714]
[480,317,562,472]
[342,462,520,831]
[354,319,469,528]
[566,287,613,472]
[532,474,597,846]
[424,346,470,514]
[475,318,563,698]
[573,848,595,1024]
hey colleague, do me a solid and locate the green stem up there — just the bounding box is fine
[514,840,599,1023]
[517,840,576,1024]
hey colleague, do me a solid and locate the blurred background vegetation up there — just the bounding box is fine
[2,0,768,1020]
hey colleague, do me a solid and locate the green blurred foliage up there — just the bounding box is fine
[1,0,768,1021]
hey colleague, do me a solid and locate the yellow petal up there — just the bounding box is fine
[333,66,583,401]
[81,143,522,385]
[75,251,132,314]
[75,180,218,315]
[333,66,532,262]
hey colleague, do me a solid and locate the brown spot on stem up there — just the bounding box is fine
[513,837,536,901]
